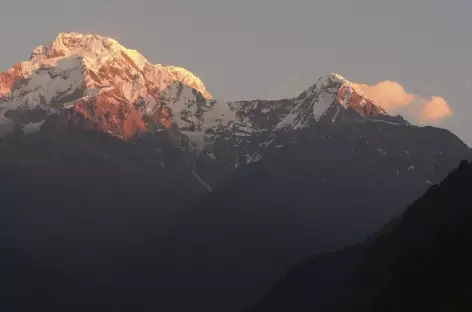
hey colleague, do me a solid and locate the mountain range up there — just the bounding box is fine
[0,32,470,311]
[0,32,424,189]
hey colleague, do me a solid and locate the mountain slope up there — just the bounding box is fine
[252,217,400,312]
[119,119,471,312]
[255,160,472,312]
[0,228,104,312]
[253,243,368,312]
[0,128,204,284]
[343,160,472,312]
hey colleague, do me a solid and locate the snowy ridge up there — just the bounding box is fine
[275,73,387,131]
[0,33,400,173]
[275,74,342,130]
[0,32,390,146]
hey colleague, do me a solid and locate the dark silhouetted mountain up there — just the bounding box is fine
[343,160,472,312]
[254,243,367,312]
[253,218,399,312]
[0,230,107,312]
[119,121,471,312]
[0,128,205,311]
[255,160,472,312]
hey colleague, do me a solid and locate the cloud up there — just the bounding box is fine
[419,96,453,123]
[354,81,416,111]
[352,80,453,123]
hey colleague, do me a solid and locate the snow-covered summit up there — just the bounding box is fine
[0,32,212,138]
[44,32,149,70]
[0,32,400,159]
[3,32,210,97]
[275,73,388,130]
[299,72,386,112]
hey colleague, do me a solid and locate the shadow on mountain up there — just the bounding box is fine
[0,128,204,311]
[1,117,471,311]
[118,121,470,311]
[0,227,106,312]
[255,160,472,312]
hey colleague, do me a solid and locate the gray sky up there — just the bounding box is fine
[1,0,471,144]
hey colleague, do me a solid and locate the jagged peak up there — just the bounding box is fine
[1,32,211,100]
[325,72,349,83]
[46,32,211,98]
[322,73,384,109]
[299,73,387,115]
[273,73,389,130]
[318,72,349,85]
[33,32,149,71]
[297,72,348,100]
[330,73,348,81]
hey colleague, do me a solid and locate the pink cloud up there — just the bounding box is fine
[353,80,453,123]
[419,96,453,123]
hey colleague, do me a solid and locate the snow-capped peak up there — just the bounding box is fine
[0,33,399,157]
[275,73,388,130]
[330,73,348,81]
[42,32,149,71]
[0,32,213,138]
[321,73,389,113]
[3,32,211,100]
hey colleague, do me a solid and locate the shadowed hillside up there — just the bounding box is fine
[0,128,201,312]
[255,160,472,312]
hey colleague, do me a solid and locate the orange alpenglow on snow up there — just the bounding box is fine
[0,32,211,139]
[336,84,387,117]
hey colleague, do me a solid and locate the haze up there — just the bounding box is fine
[1,0,470,144]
